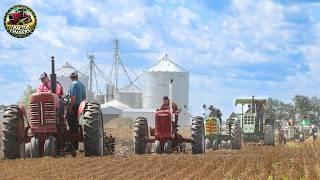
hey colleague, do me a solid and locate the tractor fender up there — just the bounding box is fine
[18,103,27,119]
[78,100,86,117]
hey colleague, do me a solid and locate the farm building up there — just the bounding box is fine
[100,100,130,122]
[142,55,190,125]
[56,62,90,98]
[118,83,142,109]
[98,54,190,126]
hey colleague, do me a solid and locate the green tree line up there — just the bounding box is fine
[265,95,320,124]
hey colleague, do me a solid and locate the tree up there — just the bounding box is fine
[20,85,36,109]
[292,95,311,117]
[309,96,320,123]
[265,98,278,120]
[265,98,296,121]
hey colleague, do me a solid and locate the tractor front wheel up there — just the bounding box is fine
[191,116,205,154]
[81,103,105,156]
[2,105,25,159]
[205,139,212,150]
[212,138,219,150]
[30,137,40,158]
[44,136,56,157]
[164,140,172,154]
[134,117,149,154]
[155,140,162,154]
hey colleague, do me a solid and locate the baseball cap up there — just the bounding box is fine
[163,96,169,100]
[70,71,78,78]
[39,72,48,80]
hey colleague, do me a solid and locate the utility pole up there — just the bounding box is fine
[113,39,120,99]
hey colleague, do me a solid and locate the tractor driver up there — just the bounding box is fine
[245,104,252,114]
[36,72,64,97]
[159,96,178,112]
[208,105,223,129]
[159,96,179,131]
[67,71,86,150]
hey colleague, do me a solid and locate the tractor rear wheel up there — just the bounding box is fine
[2,105,25,159]
[191,116,205,154]
[230,119,241,150]
[81,103,105,156]
[264,125,275,146]
[134,117,149,154]
[44,136,56,157]
[30,137,40,158]
[164,140,172,154]
[155,140,162,154]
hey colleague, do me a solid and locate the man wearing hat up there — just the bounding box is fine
[36,72,63,97]
[159,96,179,132]
[67,71,86,150]
[159,96,178,112]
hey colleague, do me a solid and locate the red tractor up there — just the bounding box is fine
[134,80,205,154]
[8,7,32,25]
[2,56,115,159]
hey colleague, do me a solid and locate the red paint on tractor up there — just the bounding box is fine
[29,93,60,134]
[18,103,27,119]
[155,110,172,140]
[78,100,86,117]
[9,8,31,25]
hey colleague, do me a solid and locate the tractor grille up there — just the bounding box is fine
[30,103,40,124]
[205,117,218,135]
[30,102,57,125]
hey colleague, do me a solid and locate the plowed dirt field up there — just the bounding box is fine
[1,128,320,179]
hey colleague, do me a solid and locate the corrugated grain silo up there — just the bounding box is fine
[142,55,190,125]
[56,62,89,95]
[118,83,142,108]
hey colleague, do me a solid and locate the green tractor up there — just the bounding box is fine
[203,105,241,150]
[235,96,275,146]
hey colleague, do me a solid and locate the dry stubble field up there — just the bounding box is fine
[0,128,320,179]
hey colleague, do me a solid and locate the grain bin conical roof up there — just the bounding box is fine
[147,54,187,72]
[56,62,86,77]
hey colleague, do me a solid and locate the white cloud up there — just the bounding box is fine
[0,0,319,118]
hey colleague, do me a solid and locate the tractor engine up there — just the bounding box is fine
[155,110,172,140]
[29,93,60,134]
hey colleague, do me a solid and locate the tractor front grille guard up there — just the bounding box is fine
[30,102,56,125]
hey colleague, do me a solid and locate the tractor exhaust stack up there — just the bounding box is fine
[251,96,255,114]
[169,79,174,121]
[50,56,57,94]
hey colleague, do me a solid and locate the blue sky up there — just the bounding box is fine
[1,0,320,117]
